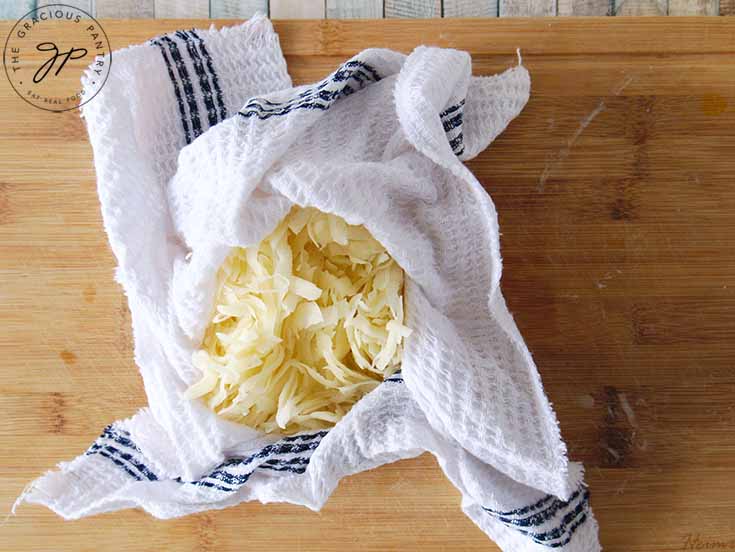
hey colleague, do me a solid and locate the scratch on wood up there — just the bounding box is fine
[618,392,638,427]
[613,74,635,95]
[602,445,621,462]
[595,270,619,289]
[571,102,607,148]
[599,386,637,467]
[538,101,606,192]
[538,75,634,192]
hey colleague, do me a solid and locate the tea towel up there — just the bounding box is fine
[18,15,600,552]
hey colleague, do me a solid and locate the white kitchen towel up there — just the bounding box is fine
[19,15,600,552]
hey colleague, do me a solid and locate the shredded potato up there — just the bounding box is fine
[184,207,411,434]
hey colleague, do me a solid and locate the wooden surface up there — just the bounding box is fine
[557,0,610,16]
[384,0,442,17]
[614,0,668,15]
[499,0,556,16]
[154,0,209,18]
[209,0,268,18]
[270,0,326,19]
[2,0,734,19]
[327,0,385,19]
[96,0,155,18]
[668,0,719,14]
[444,0,498,17]
[1,17,735,552]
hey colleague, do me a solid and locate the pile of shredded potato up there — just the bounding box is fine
[184,206,411,434]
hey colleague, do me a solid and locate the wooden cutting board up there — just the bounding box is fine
[1,17,734,552]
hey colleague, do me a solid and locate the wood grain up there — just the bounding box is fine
[270,0,326,18]
[668,0,718,13]
[58,0,95,14]
[210,0,269,18]
[2,17,735,552]
[271,18,734,55]
[500,0,556,16]
[614,0,668,14]
[384,0,441,18]
[558,0,611,15]
[0,0,727,19]
[154,0,209,18]
[327,0,384,18]
[96,0,155,18]
[0,0,35,19]
[443,0,499,16]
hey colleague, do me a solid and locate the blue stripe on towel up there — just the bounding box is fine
[192,437,325,490]
[151,29,228,142]
[485,488,584,528]
[151,38,192,144]
[101,425,141,453]
[159,36,202,142]
[188,29,227,122]
[239,60,380,121]
[484,492,556,517]
[441,112,464,132]
[86,376,404,492]
[439,101,465,119]
[280,431,327,442]
[440,100,465,156]
[176,30,218,128]
[264,456,311,467]
[96,450,143,481]
[483,485,591,548]
[519,493,589,548]
[448,129,464,156]
[260,464,308,475]
[384,371,404,384]
[87,443,159,481]
[86,424,327,493]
